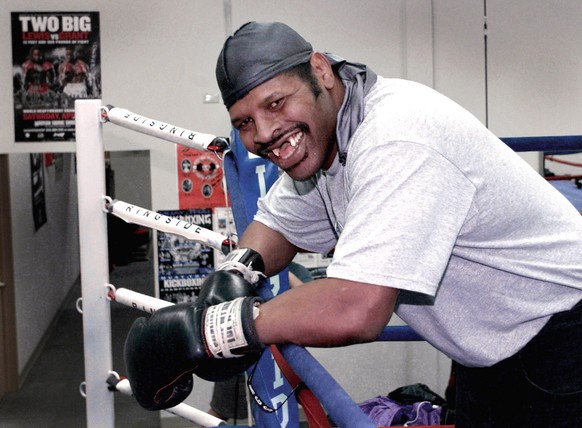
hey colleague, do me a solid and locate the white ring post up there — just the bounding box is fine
[75,99,114,427]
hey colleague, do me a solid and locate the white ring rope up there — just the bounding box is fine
[109,286,173,313]
[106,372,227,426]
[106,198,235,254]
[101,105,229,153]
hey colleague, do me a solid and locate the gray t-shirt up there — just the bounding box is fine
[254,77,582,367]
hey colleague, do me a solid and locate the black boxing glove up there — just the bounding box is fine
[124,248,266,410]
[192,248,265,382]
[199,248,265,303]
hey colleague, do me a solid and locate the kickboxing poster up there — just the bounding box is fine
[177,145,228,209]
[11,12,101,142]
[157,209,216,303]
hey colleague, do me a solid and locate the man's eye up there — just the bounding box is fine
[237,117,253,130]
[270,98,283,109]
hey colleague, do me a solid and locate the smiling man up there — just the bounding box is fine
[125,22,582,427]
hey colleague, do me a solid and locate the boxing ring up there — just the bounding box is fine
[75,98,582,427]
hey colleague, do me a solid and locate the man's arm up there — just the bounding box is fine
[255,277,399,347]
[239,220,400,348]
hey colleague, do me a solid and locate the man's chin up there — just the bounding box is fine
[285,167,317,182]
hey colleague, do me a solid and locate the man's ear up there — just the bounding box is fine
[310,52,335,89]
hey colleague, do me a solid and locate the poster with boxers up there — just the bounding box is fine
[11,12,101,142]
[177,145,228,209]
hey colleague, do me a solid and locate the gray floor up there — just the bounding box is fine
[0,258,163,427]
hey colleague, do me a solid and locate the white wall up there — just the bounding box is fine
[8,152,79,372]
[109,150,151,208]
[486,0,582,169]
[1,0,581,423]
[487,0,582,137]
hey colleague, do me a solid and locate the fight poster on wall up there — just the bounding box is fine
[177,145,228,209]
[11,12,101,142]
[157,209,216,303]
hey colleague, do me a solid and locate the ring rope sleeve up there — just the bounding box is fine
[102,104,228,152]
[107,198,234,253]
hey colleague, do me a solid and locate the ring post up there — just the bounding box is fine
[75,99,115,427]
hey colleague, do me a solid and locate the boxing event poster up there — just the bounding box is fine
[156,207,236,303]
[177,145,228,209]
[156,208,216,303]
[11,12,101,142]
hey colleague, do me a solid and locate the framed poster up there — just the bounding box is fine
[11,12,101,142]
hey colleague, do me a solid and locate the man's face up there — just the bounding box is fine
[32,49,41,63]
[229,59,339,181]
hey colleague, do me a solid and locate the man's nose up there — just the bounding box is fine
[253,114,279,145]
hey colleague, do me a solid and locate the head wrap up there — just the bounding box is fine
[216,22,313,109]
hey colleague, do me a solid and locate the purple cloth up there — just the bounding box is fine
[359,396,441,426]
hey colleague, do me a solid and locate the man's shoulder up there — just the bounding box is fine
[366,77,434,103]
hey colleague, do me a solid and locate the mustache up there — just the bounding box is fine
[256,123,309,158]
